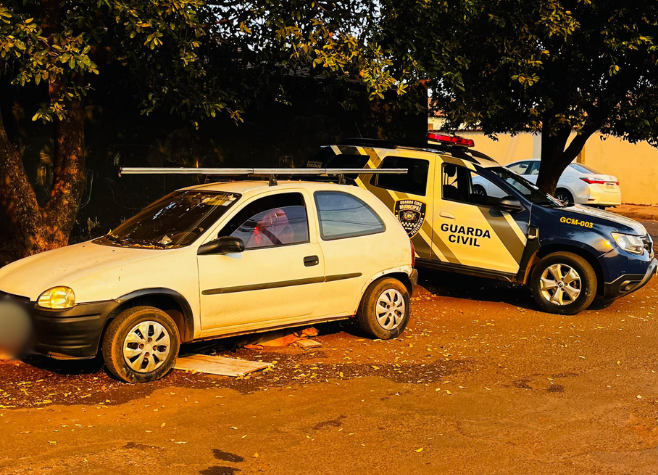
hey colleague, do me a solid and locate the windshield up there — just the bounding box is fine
[95,191,240,249]
[489,167,565,207]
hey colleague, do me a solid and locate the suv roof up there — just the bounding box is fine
[337,138,500,168]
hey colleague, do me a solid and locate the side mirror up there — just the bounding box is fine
[498,197,524,213]
[197,236,245,256]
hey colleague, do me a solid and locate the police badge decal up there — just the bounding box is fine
[394,200,426,238]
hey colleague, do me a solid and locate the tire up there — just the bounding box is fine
[472,185,487,197]
[530,252,597,315]
[102,306,180,383]
[554,188,574,206]
[357,278,410,339]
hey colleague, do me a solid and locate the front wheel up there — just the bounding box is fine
[102,306,180,383]
[357,278,410,339]
[530,252,597,315]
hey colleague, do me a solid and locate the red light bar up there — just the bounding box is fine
[427,132,474,147]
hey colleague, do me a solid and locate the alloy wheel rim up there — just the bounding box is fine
[123,321,171,373]
[540,263,582,306]
[555,192,571,204]
[375,289,406,330]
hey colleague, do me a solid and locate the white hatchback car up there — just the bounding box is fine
[473,159,621,207]
[0,181,416,382]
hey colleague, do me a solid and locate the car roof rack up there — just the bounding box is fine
[119,167,407,186]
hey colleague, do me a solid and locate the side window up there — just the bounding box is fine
[508,161,531,175]
[314,191,385,240]
[218,193,309,249]
[527,161,540,176]
[372,156,429,196]
[442,164,510,207]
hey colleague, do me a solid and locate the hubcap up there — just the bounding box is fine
[123,321,171,373]
[540,264,582,306]
[375,289,406,330]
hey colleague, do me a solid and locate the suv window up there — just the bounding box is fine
[219,193,309,249]
[507,161,532,175]
[314,191,385,240]
[373,156,429,196]
[442,164,510,207]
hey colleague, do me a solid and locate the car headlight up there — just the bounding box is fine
[612,233,645,255]
[37,287,76,309]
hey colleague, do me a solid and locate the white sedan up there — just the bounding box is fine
[0,180,416,382]
[472,159,621,207]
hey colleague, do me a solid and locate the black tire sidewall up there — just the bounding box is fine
[358,278,410,340]
[531,253,597,315]
[103,306,180,383]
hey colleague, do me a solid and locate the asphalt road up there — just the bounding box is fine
[2,266,658,474]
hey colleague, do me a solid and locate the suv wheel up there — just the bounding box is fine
[102,306,180,383]
[357,277,410,339]
[530,252,597,315]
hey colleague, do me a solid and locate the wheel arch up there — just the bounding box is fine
[106,288,195,343]
[354,268,414,315]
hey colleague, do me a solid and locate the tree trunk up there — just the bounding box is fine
[0,100,86,257]
[536,123,596,195]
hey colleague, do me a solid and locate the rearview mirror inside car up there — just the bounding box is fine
[498,197,524,213]
[197,236,245,255]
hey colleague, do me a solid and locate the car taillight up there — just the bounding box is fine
[580,177,607,185]
[410,240,416,267]
[427,132,475,147]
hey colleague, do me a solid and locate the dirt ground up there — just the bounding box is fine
[1,269,658,475]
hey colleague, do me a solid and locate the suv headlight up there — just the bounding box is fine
[37,287,76,309]
[611,233,644,255]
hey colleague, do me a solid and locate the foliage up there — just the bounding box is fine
[380,0,658,189]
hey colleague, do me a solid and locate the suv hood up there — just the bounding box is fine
[567,205,647,235]
[0,241,170,301]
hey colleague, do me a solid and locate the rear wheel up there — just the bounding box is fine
[530,252,597,315]
[357,278,410,339]
[554,188,574,206]
[102,306,180,383]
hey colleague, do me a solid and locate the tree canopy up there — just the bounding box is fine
[0,0,406,256]
[380,0,658,192]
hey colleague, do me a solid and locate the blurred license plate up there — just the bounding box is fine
[606,182,615,189]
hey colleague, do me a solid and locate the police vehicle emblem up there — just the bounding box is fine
[394,200,426,237]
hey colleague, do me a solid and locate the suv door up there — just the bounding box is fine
[197,191,325,334]
[432,162,530,276]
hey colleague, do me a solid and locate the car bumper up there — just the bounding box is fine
[0,293,120,360]
[603,258,658,299]
[575,186,621,206]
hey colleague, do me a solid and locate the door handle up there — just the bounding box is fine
[304,255,320,267]
[440,212,455,219]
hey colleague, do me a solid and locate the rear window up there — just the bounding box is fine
[570,163,603,174]
[372,156,429,196]
[314,191,385,240]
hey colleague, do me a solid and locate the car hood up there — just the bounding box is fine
[565,205,647,235]
[0,241,171,301]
